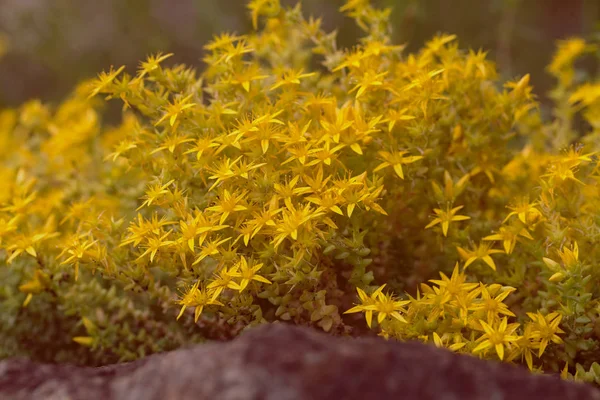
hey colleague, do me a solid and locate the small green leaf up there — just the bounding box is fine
[318,316,333,332]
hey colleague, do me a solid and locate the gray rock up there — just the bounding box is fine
[1,323,599,400]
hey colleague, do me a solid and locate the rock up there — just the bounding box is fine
[1,323,599,400]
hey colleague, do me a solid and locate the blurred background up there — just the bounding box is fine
[0,0,598,108]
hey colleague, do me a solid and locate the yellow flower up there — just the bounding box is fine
[339,0,370,13]
[154,94,196,127]
[483,225,533,254]
[105,139,139,162]
[273,176,312,202]
[192,235,231,265]
[527,312,565,357]
[0,215,20,245]
[425,205,470,237]
[178,212,228,252]
[207,155,244,190]
[319,106,353,144]
[207,264,240,300]
[507,323,538,371]
[560,145,595,167]
[57,234,98,280]
[204,33,245,52]
[425,34,457,53]
[136,52,173,79]
[366,290,411,325]
[176,282,223,322]
[137,179,175,210]
[569,83,600,106]
[363,40,404,57]
[244,196,282,239]
[120,213,176,248]
[247,0,280,30]
[6,232,49,264]
[88,65,125,98]
[344,284,387,328]
[227,256,272,292]
[469,283,516,324]
[349,70,388,99]
[419,284,453,323]
[428,262,479,298]
[149,134,194,155]
[1,189,37,214]
[432,332,467,352]
[548,38,589,77]
[18,269,51,307]
[386,108,415,131]
[373,150,423,180]
[218,39,254,64]
[136,230,174,263]
[541,161,585,187]
[270,68,316,91]
[457,241,504,271]
[228,64,269,92]
[184,137,219,160]
[239,113,284,154]
[333,48,366,72]
[306,190,344,216]
[271,202,324,250]
[503,196,543,225]
[473,317,519,360]
[205,189,248,225]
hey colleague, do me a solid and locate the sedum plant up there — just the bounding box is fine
[1,0,600,384]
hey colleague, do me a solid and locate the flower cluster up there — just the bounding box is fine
[346,263,564,372]
[1,0,600,383]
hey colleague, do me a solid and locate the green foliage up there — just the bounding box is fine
[1,0,600,384]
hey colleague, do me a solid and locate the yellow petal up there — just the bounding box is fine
[473,340,492,353]
[526,351,534,372]
[393,164,404,179]
[442,221,449,236]
[425,218,440,230]
[495,343,504,360]
[347,203,356,217]
[433,332,443,348]
[350,143,363,155]
[390,312,407,323]
[177,305,187,320]
[482,255,496,271]
[26,246,37,257]
[365,310,373,328]
[261,140,269,154]
[331,205,344,215]
[538,339,549,358]
[194,305,204,323]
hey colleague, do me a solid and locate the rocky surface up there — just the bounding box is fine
[1,323,599,400]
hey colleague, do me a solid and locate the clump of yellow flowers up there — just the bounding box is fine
[1,0,600,384]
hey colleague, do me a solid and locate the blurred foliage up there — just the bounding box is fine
[0,0,598,107]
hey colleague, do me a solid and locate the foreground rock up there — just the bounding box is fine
[0,323,598,400]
